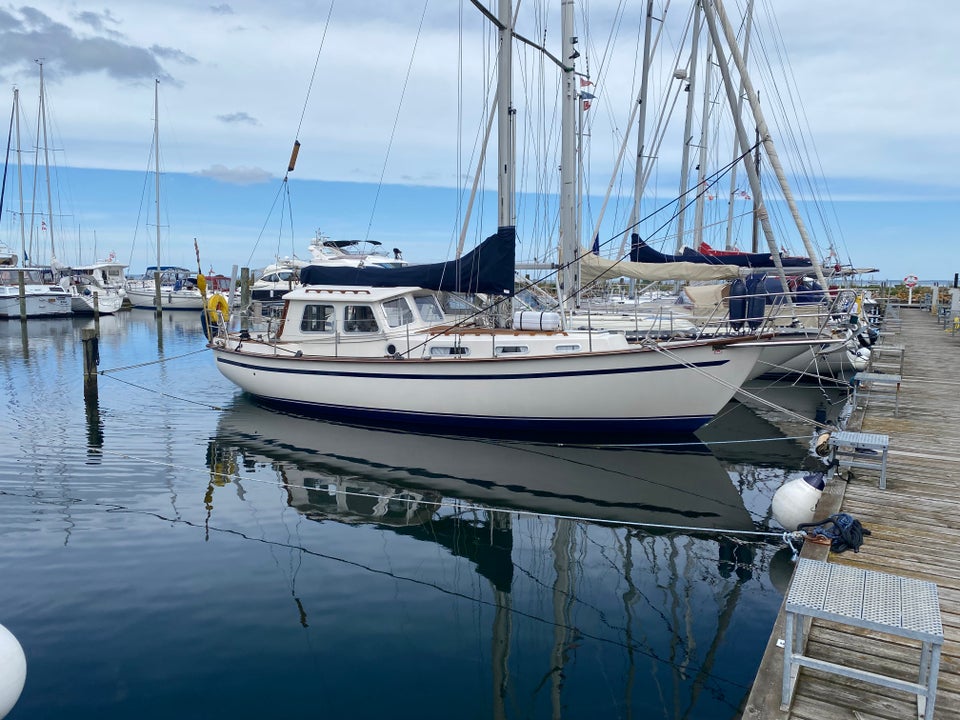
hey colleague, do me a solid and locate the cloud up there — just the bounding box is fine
[0,6,175,83]
[195,164,274,185]
[73,10,121,38]
[210,4,235,16]
[216,112,259,126]
[150,45,198,65]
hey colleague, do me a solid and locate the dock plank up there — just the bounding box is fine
[743,306,960,719]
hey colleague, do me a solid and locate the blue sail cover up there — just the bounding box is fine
[299,227,516,296]
[629,234,812,269]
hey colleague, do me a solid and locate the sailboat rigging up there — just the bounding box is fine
[0,70,72,318]
[125,80,208,311]
[205,0,797,440]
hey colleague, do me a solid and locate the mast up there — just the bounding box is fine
[626,0,655,240]
[706,0,828,290]
[153,79,162,312]
[700,1,793,304]
[675,2,702,253]
[15,88,25,262]
[724,0,755,251]
[38,62,56,264]
[558,0,579,308]
[496,0,514,231]
[692,28,713,251]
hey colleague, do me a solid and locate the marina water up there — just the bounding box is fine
[0,311,841,719]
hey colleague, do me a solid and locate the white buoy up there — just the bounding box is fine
[0,623,26,719]
[771,473,825,531]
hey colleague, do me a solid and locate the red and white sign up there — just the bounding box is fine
[904,275,919,288]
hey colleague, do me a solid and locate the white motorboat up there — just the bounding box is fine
[61,260,127,314]
[307,233,408,269]
[251,233,408,304]
[250,259,306,303]
[0,267,72,318]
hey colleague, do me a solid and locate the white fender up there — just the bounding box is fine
[0,623,26,719]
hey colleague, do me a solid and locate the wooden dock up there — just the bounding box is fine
[743,305,960,719]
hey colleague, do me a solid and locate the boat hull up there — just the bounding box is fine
[70,290,124,314]
[212,340,763,439]
[125,285,205,310]
[0,289,72,318]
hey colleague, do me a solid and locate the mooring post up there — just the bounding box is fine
[81,327,99,401]
[93,291,100,322]
[228,264,239,310]
[17,270,26,321]
[153,269,162,316]
[240,267,251,332]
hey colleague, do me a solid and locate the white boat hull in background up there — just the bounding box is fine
[125,284,205,310]
[69,288,124,315]
[0,287,72,318]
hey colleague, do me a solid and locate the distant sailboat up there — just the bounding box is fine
[125,80,206,311]
[0,79,71,318]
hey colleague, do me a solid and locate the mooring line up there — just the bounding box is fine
[98,373,224,410]
[650,343,837,431]
[23,440,787,541]
[97,347,210,375]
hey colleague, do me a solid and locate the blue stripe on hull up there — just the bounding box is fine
[251,395,711,441]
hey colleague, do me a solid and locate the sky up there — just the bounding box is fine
[0,0,957,283]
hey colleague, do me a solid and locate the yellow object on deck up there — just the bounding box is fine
[207,293,229,323]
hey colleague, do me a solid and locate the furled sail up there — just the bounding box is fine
[579,252,740,283]
[630,234,812,268]
[299,227,515,296]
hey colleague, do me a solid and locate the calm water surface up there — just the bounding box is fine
[0,311,843,719]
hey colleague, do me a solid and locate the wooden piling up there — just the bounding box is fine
[17,269,26,321]
[153,269,162,315]
[81,327,99,401]
[240,267,250,331]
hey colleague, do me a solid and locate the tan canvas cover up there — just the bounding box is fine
[579,253,740,283]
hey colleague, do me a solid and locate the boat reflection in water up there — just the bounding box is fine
[204,398,783,717]
[207,397,756,533]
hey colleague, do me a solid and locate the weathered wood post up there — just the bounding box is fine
[240,267,251,332]
[17,270,26,321]
[81,327,99,402]
[153,269,162,315]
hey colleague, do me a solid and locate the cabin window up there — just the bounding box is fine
[429,346,470,357]
[554,344,582,353]
[344,305,380,333]
[382,297,414,327]
[495,345,529,356]
[414,295,445,322]
[301,304,335,333]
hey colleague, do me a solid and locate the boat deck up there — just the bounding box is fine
[743,304,960,719]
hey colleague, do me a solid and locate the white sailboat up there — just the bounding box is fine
[125,80,205,311]
[0,80,71,318]
[209,1,774,441]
